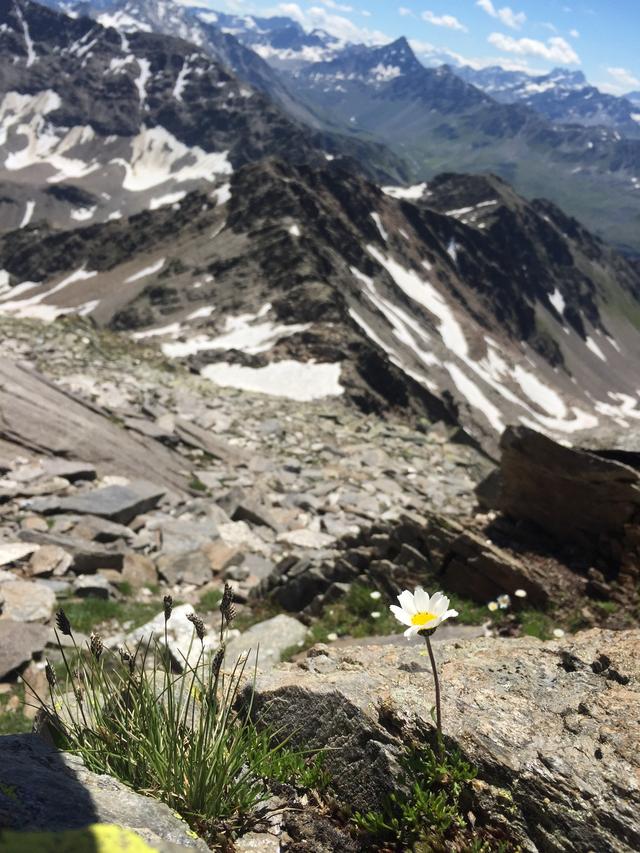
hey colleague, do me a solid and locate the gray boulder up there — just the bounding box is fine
[0,620,50,678]
[28,482,166,525]
[0,734,207,850]
[246,629,640,852]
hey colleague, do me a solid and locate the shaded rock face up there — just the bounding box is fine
[0,733,208,850]
[492,426,640,603]
[246,629,640,853]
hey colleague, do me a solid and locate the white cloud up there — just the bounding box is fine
[569,28,579,38]
[422,10,467,32]
[399,6,413,16]
[318,0,353,12]
[270,2,389,43]
[488,32,580,64]
[607,67,640,89]
[476,0,525,30]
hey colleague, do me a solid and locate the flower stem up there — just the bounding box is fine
[424,632,443,756]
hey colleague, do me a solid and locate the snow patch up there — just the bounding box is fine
[124,258,165,283]
[381,183,427,200]
[201,360,343,401]
[149,191,187,210]
[585,336,606,361]
[548,288,565,315]
[19,200,35,228]
[162,309,310,359]
[111,126,232,191]
[370,213,388,241]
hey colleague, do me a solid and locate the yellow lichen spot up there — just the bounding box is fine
[0,823,161,853]
[410,612,436,627]
[0,784,18,801]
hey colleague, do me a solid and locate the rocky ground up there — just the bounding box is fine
[0,314,638,851]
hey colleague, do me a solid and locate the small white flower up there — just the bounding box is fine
[514,589,527,598]
[553,628,565,638]
[326,632,338,641]
[390,588,458,638]
[497,594,511,609]
[370,591,382,600]
[370,611,381,619]
[487,601,499,612]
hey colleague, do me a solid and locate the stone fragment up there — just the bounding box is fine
[150,516,218,554]
[41,459,97,483]
[70,515,135,544]
[0,734,208,850]
[121,554,158,589]
[157,551,214,587]
[28,545,72,578]
[202,540,243,573]
[0,579,55,622]
[277,529,335,549]
[0,620,49,678]
[73,574,112,599]
[19,531,125,573]
[218,487,280,531]
[29,482,166,525]
[0,543,39,567]
[225,615,308,671]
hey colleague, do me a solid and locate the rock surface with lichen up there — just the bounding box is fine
[245,628,640,852]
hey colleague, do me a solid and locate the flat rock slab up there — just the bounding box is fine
[19,530,125,573]
[0,361,190,492]
[0,579,55,622]
[0,620,50,678]
[29,482,166,525]
[247,629,640,853]
[225,614,308,671]
[0,734,208,850]
[0,543,39,567]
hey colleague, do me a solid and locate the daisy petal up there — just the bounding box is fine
[390,604,413,626]
[442,609,458,621]
[404,625,419,638]
[397,589,417,615]
[414,587,431,611]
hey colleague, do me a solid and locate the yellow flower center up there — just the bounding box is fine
[411,611,436,627]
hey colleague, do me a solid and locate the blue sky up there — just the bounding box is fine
[211,0,640,93]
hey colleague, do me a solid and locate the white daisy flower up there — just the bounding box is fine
[370,591,382,600]
[514,589,527,598]
[487,601,499,612]
[497,594,511,609]
[390,588,458,638]
[370,611,381,619]
[326,632,338,641]
[553,628,565,638]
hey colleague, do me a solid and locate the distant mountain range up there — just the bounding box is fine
[3,0,640,452]
[3,0,640,453]
[457,65,640,139]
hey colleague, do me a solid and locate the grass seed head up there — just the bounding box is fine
[45,660,57,689]
[163,595,173,622]
[90,632,104,661]
[187,611,206,642]
[220,583,236,628]
[55,608,72,636]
